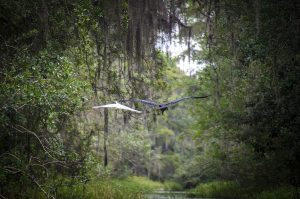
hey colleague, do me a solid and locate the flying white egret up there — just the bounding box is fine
[93,101,142,113]
[119,96,210,114]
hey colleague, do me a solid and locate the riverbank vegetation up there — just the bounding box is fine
[191,181,299,199]
[55,176,162,199]
[13,176,162,199]
[1,0,299,198]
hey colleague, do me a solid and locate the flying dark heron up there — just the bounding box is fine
[119,96,210,114]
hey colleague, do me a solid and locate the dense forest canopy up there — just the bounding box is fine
[0,0,299,198]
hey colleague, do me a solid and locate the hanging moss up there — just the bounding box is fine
[92,0,192,71]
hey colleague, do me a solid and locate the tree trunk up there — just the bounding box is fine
[103,108,108,167]
[254,0,260,35]
[27,133,31,163]
[32,0,49,52]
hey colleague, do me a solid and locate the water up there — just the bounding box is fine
[146,190,210,199]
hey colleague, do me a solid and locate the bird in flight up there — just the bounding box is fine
[119,96,210,114]
[93,101,142,113]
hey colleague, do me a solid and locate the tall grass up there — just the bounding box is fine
[190,181,245,199]
[59,176,163,199]
[163,181,183,191]
[191,181,299,199]
[24,176,163,199]
[254,186,299,199]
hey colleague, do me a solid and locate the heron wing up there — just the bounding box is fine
[119,99,158,107]
[163,96,210,106]
[93,103,142,113]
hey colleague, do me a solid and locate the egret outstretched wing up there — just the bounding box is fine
[93,102,142,113]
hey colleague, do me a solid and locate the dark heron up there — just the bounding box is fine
[119,96,210,114]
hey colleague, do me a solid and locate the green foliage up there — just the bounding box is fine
[0,46,90,197]
[157,127,174,136]
[1,0,174,197]
[182,0,300,192]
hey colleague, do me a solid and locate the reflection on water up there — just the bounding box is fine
[146,191,208,199]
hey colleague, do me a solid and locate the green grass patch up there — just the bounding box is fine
[190,181,299,199]
[124,176,163,193]
[163,180,183,191]
[254,186,299,199]
[58,176,162,199]
[22,176,162,199]
[190,181,247,199]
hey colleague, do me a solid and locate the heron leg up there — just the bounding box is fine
[160,107,168,115]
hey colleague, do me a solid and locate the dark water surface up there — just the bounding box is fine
[146,190,214,199]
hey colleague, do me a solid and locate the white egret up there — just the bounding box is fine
[93,101,142,113]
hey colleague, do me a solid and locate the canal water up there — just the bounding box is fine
[146,190,210,199]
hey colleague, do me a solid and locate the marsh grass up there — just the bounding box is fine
[190,181,299,199]
[24,176,162,199]
[163,181,183,191]
[254,186,299,199]
[190,181,246,199]
[60,176,162,199]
